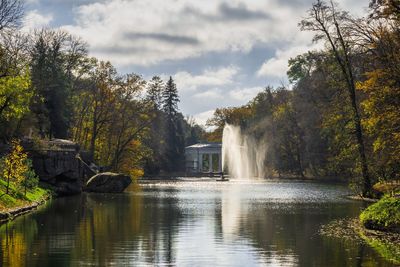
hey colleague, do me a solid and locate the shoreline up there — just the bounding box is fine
[320,218,400,264]
[0,195,50,224]
[139,176,349,184]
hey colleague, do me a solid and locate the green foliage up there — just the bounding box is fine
[146,76,164,110]
[360,231,400,264]
[161,77,185,172]
[30,29,88,138]
[0,178,49,211]
[360,196,400,231]
[0,139,47,210]
[162,76,180,117]
[0,71,32,121]
[20,159,39,194]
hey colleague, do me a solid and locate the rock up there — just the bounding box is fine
[22,139,92,196]
[85,172,132,193]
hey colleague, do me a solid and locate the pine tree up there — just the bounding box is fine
[146,76,164,110]
[161,77,184,172]
[162,76,179,117]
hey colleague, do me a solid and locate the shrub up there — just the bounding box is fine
[360,196,400,232]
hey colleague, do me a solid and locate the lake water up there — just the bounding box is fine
[0,179,396,266]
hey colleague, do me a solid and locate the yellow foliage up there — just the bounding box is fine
[2,139,29,187]
[117,139,148,179]
[357,66,400,174]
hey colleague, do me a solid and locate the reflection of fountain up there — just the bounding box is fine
[221,183,244,240]
[222,124,266,179]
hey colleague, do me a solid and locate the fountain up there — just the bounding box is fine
[221,124,266,179]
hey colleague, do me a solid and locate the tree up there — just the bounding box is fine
[20,159,39,196]
[350,3,400,182]
[107,73,149,171]
[300,0,372,196]
[162,76,179,117]
[161,77,184,172]
[1,139,28,194]
[146,76,164,110]
[369,0,400,19]
[0,0,23,33]
[0,71,31,121]
[143,76,166,174]
[30,29,88,138]
[206,106,253,142]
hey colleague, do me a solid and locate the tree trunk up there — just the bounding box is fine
[6,165,11,195]
[313,3,372,196]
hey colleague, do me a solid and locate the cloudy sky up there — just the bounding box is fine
[24,0,369,125]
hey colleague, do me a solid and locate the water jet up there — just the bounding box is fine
[221,124,266,179]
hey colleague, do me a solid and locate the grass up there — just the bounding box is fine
[0,179,50,212]
[320,218,400,264]
[360,195,400,232]
[359,231,400,265]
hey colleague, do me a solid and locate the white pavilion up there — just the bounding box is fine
[185,143,222,174]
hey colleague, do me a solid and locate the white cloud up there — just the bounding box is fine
[193,109,216,126]
[188,86,262,126]
[173,65,239,92]
[193,89,224,100]
[257,43,320,79]
[229,86,261,101]
[60,0,312,67]
[22,10,53,31]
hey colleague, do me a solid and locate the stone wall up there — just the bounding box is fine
[23,139,94,196]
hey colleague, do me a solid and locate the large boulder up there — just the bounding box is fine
[85,172,132,193]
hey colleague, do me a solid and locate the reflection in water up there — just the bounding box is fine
[0,180,396,266]
[221,183,244,239]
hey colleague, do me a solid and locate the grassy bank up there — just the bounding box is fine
[320,218,400,264]
[0,180,50,212]
[360,195,400,233]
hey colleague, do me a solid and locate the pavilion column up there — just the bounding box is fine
[209,153,213,172]
[199,153,203,172]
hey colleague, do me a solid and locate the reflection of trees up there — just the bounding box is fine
[0,184,394,266]
[0,184,183,266]
[215,191,393,267]
[0,217,39,267]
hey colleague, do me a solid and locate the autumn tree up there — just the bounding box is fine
[300,0,372,196]
[1,139,27,194]
[349,1,400,181]
[107,73,149,171]
[206,105,253,142]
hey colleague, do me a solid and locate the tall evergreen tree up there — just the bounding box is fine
[146,76,164,110]
[30,30,87,139]
[143,76,165,174]
[162,77,179,117]
[161,77,184,172]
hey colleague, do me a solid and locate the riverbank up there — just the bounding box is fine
[320,218,400,264]
[0,181,51,224]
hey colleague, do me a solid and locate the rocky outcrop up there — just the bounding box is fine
[85,172,132,193]
[23,139,95,196]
